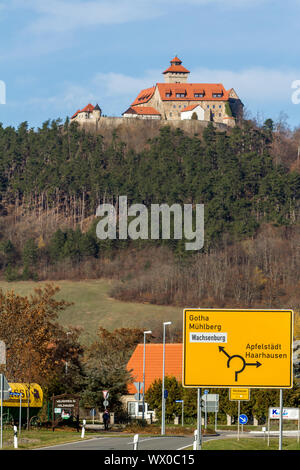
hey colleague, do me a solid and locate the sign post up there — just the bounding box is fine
[0,374,11,449]
[183,308,293,451]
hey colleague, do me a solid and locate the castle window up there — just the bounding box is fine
[194,93,204,98]
[212,93,223,98]
[176,93,186,98]
[166,93,171,97]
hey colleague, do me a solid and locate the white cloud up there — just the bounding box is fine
[190,66,300,104]
[5,0,271,34]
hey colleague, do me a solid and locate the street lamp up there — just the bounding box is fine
[142,330,152,421]
[161,321,172,435]
[65,331,71,374]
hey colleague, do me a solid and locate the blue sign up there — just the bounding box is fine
[175,400,183,403]
[239,414,248,424]
[164,390,168,399]
[204,389,209,394]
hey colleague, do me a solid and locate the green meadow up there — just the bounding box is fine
[0,280,182,343]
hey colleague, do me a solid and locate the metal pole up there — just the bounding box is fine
[0,374,3,449]
[182,401,184,427]
[196,388,202,450]
[204,395,207,429]
[19,393,22,436]
[142,330,152,422]
[161,324,166,435]
[279,389,283,450]
[237,401,240,441]
[297,408,300,444]
[142,334,146,421]
[161,322,171,436]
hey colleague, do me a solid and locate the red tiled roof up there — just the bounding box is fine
[170,56,182,64]
[71,103,95,119]
[163,64,190,74]
[157,83,229,101]
[181,104,199,112]
[127,344,183,394]
[131,86,156,106]
[123,106,160,116]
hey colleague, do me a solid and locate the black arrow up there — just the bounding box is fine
[245,361,262,368]
[218,346,230,358]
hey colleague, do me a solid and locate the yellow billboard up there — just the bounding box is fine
[183,309,293,389]
[1,383,43,408]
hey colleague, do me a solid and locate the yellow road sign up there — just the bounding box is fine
[229,388,250,401]
[183,309,293,389]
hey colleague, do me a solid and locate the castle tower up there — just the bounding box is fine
[163,56,190,84]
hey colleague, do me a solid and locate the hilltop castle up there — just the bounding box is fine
[70,57,243,127]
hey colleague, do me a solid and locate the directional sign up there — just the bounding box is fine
[183,309,293,389]
[239,414,248,425]
[164,390,168,399]
[229,388,250,401]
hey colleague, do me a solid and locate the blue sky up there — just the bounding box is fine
[1,0,300,129]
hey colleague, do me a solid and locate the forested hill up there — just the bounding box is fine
[0,118,299,245]
[1,118,300,309]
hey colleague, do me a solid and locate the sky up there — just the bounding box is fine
[0,0,300,129]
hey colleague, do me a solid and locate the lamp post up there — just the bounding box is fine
[142,330,152,421]
[161,321,172,435]
[65,331,71,374]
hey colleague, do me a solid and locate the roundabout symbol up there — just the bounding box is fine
[219,346,262,382]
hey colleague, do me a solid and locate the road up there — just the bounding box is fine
[37,434,200,450]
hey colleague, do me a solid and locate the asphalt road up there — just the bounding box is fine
[37,434,196,451]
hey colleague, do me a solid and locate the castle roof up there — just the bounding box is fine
[131,86,156,106]
[157,82,229,101]
[131,82,230,108]
[123,106,161,116]
[126,343,183,394]
[71,103,95,119]
[181,104,201,112]
[163,56,190,74]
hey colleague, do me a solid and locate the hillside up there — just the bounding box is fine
[0,279,182,343]
[1,117,300,317]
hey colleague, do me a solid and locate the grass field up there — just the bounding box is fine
[1,428,100,450]
[0,279,182,343]
[187,437,300,451]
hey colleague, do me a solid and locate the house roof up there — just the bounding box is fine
[181,104,200,112]
[157,83,229,101]
[126,343,183,394]
[131,86,156,106]
[71,103,95,119]
[163,56,190,74]
[123,106,161,116]
[131,83,230,108]
[163,64,190,74]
